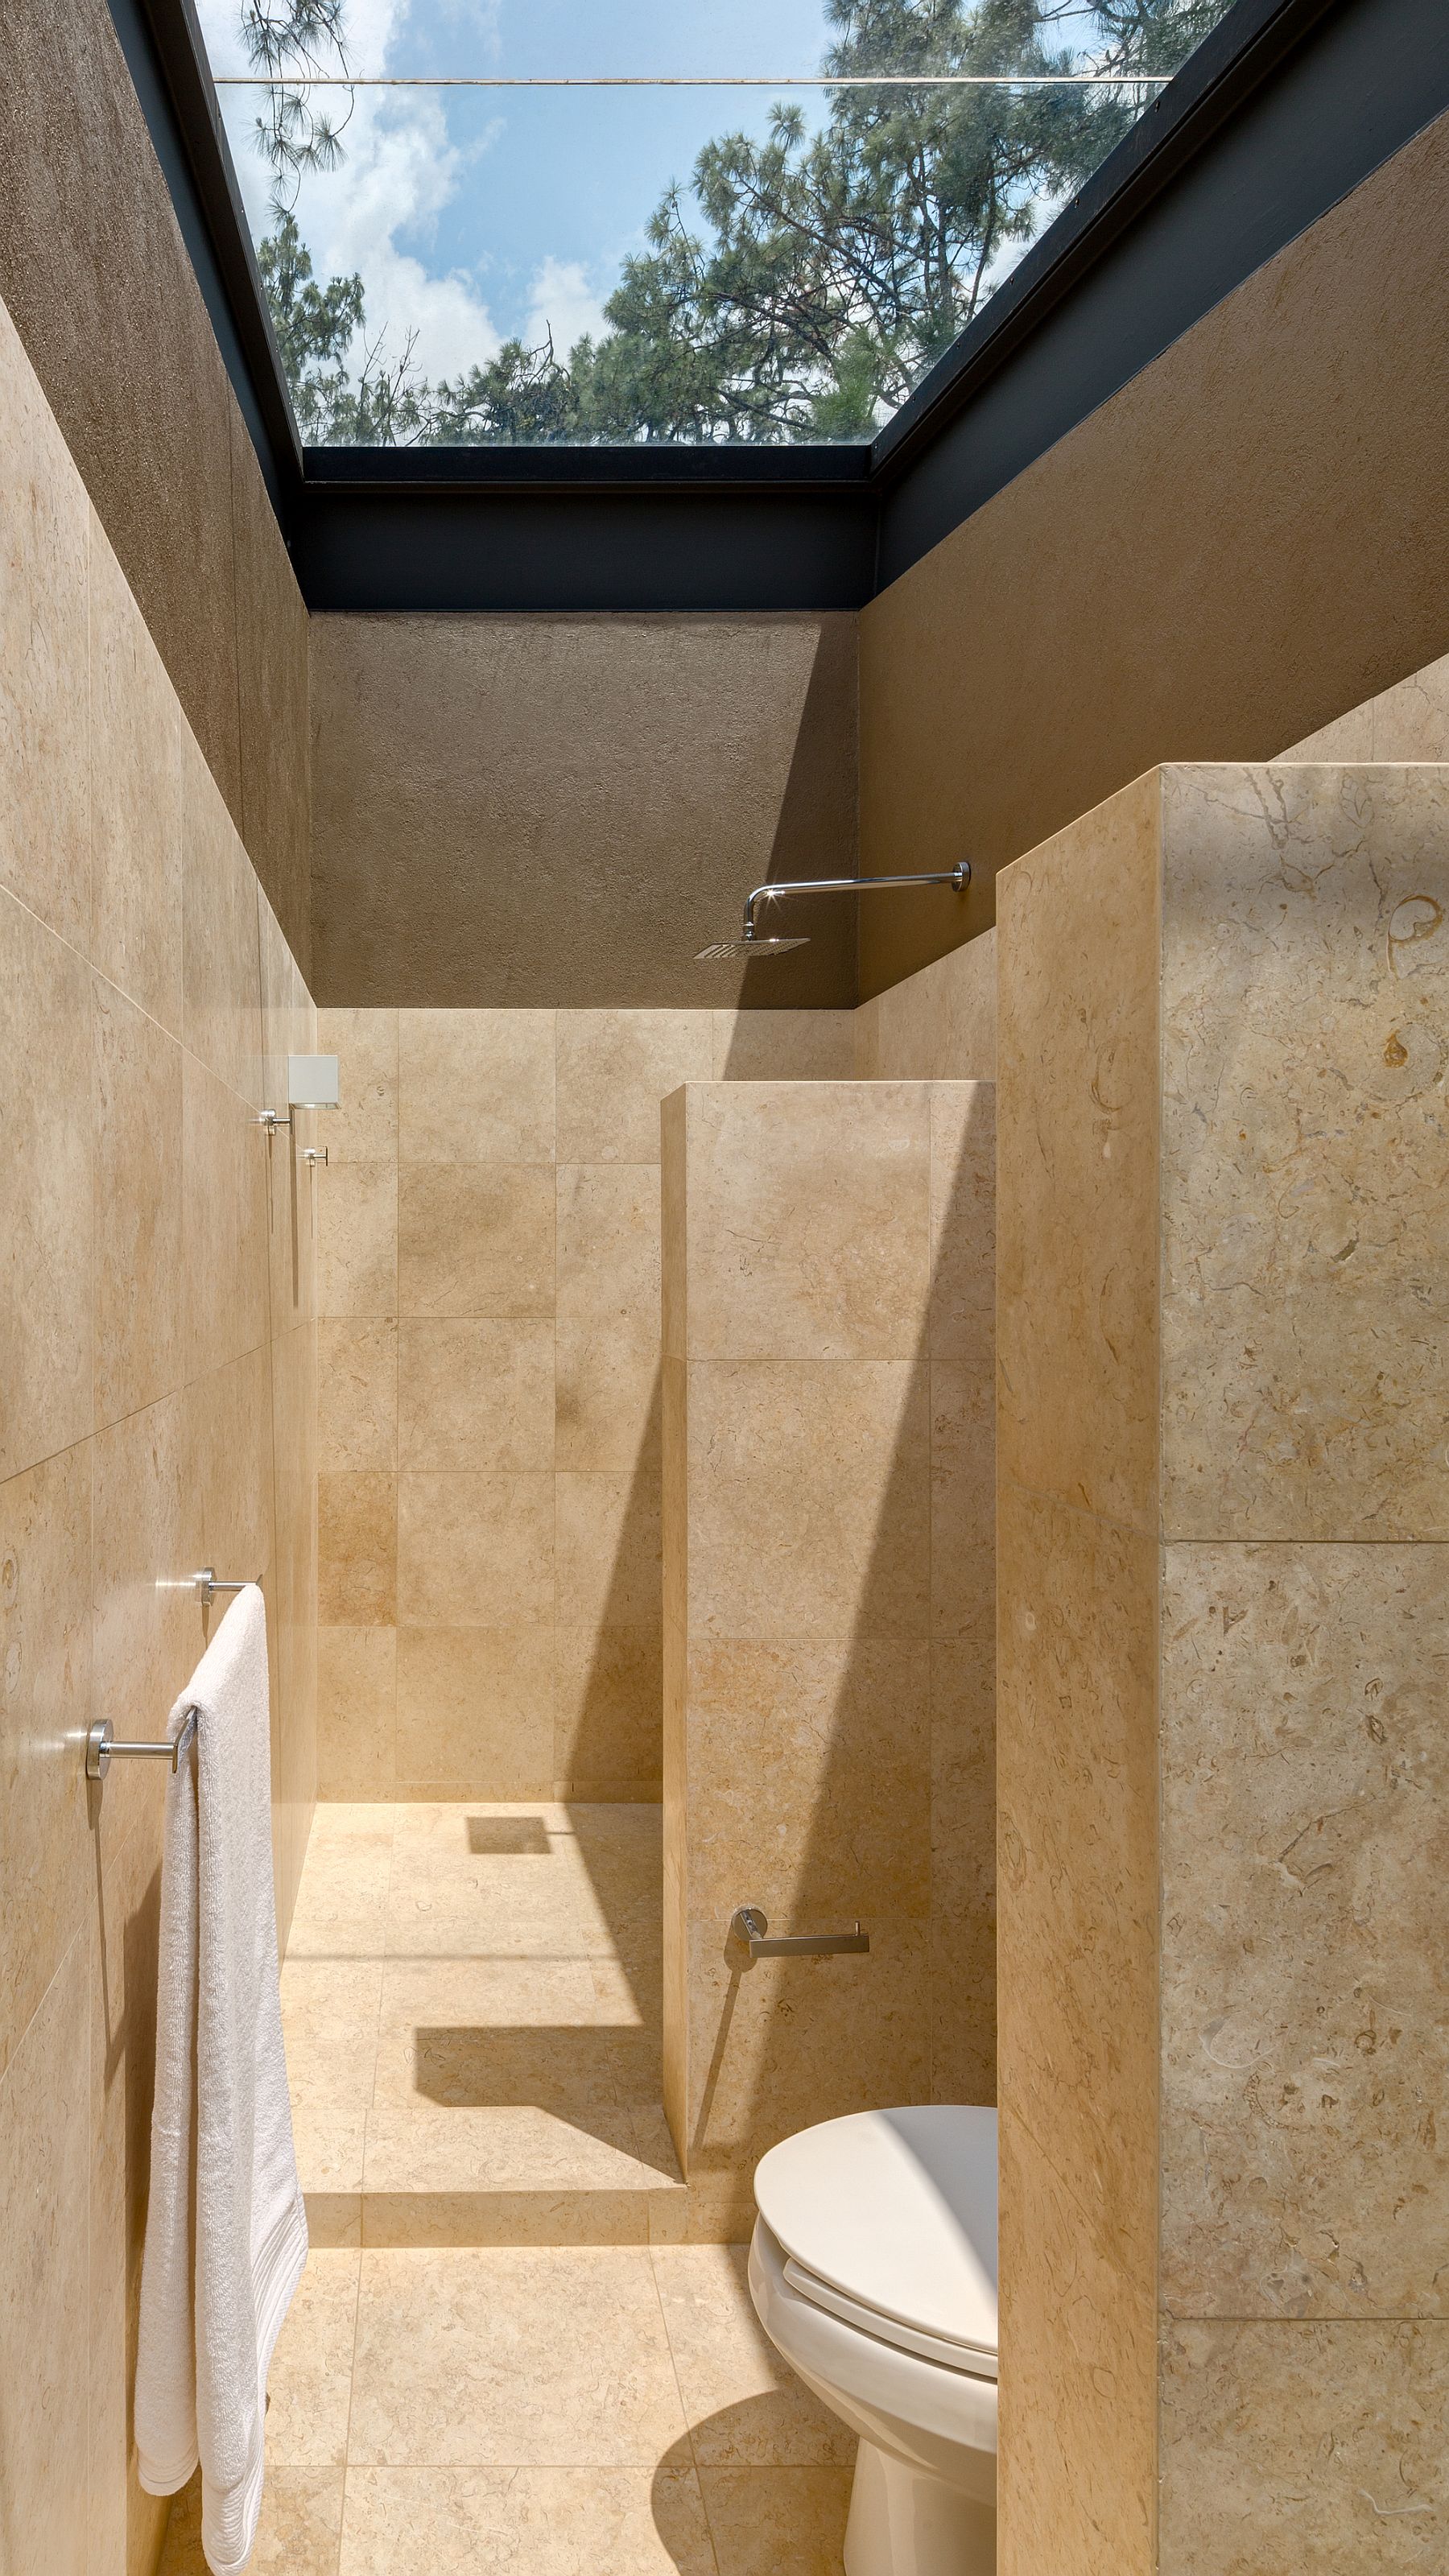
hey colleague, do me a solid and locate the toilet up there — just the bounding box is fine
[748,2106,998,2576]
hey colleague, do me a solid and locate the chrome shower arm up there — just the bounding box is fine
[741,864,969,944]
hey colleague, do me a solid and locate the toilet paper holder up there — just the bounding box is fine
[730,1906,869,1960]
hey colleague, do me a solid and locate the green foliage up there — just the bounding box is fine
[249,0,1235,446]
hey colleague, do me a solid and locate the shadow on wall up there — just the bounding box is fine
[676,1081,997,2231]
[731,617,859,1013]
[308,613,860,1011]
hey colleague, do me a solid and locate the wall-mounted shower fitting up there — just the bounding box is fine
[258,1053,341,1131]
[696,863,970,961]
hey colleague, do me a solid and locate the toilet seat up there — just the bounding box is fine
[753,2106,997,2380]
[781,2257,996,2379]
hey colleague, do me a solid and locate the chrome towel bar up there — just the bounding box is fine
[87,1706,198,1781]
[731,1905,869,1960]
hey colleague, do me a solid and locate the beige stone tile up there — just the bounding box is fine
[398,1472,553,1626]
[89,515,184,1030]
[181,731,263,1104]
[398,1161,555,1317]
[399,1009,555,1162]
[997,2107,1153,2576]
[0,1444,92,2083]
[1160,2318,1449,2572]
[382,1831,585,1963]
[554,1625,663,1790]
[359,2097,668,2240]
[338,2462,716,2574]
[156,2466,345,2574]
[0,885,93,1482]
[679,1082,931,1361]
[1161,762,1449,1540]
[556,1010,712,1163]
[283,1957,382,2120]
[712,1009,857,1081]
[0,298,89,947]
[996,774,1161,1534]
[263,1121,322,1344]
[700,2467,852,2576]
[398,1317,555,1472]
[681,2175,758,2248]
[374,1957,615,2111]
[0,1932,90,2574]
[653,2244,856,2463]
[1161,1541,1449,2318]
[317,1008,398,1163]
[556,1469,662,1631]
[929,1641,997,2107]
[349,2245,687,2462]
[181,1046,269,1379]
[683,1636,929,1922]
[319,1471,397,1625]
[318,1624,396,1800]
[1278,704,1375,759]
[661,1091,687,1364]
[996,1483,1158,2279]
[1368,651,1449,758]
[681,1919,928,2187]
[93,974,183,1429]
[319,1319,397,1472]
[318,1159,398,1319]
[258,888,312,1130]
[555,1330,661,1473]
[684,1361,929,1642]
[555,1162,661,1333]
[395,1624,553,1792]
[928,1081,994,1364]
[185,1343,275,1599]
[930,1360,996,1614]
[92,1394,197,1863]
[857,928,997,1084]
[262,2249,360,2467]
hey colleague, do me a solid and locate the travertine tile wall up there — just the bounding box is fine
[0,287,318,2575]
[315,1008,856,1802]
[995,762,1449,2574]
[853,923,997,1082]
[662,1080,996,2236]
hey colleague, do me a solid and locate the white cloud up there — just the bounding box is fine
[199,0,501,382]
[525,258,610,358]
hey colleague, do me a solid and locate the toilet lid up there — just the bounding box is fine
[753,2107,997,2366]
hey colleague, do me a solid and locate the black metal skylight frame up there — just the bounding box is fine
[116,0,1449,599]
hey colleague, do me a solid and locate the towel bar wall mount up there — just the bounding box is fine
[87,1706,198,1781]
[730,1905,870,1960]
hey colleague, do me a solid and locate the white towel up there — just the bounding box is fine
[134,1585,308,2573]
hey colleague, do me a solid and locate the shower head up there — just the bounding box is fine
[696,864,970,966]
[694,933,809,962]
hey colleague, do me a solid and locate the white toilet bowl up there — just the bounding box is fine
[747,2106,998,2576]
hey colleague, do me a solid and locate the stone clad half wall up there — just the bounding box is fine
[996,763,1449,2573]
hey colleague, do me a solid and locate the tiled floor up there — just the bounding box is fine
[276,1802,687,2246]
[157,1803,852,2574]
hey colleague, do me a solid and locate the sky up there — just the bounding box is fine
[192,0,1154,411]
[196,0,850,380]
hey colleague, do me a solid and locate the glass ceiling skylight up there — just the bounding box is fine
[193,0,1240,448]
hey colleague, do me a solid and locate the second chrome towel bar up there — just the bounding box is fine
[731,1905,869,1960]
[86,1706,198,1781]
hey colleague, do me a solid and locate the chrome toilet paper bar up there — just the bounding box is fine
[731,1906,869,1960]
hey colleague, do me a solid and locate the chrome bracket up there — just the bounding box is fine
[86,1706,199,1781]
[193,1567,248,1608]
